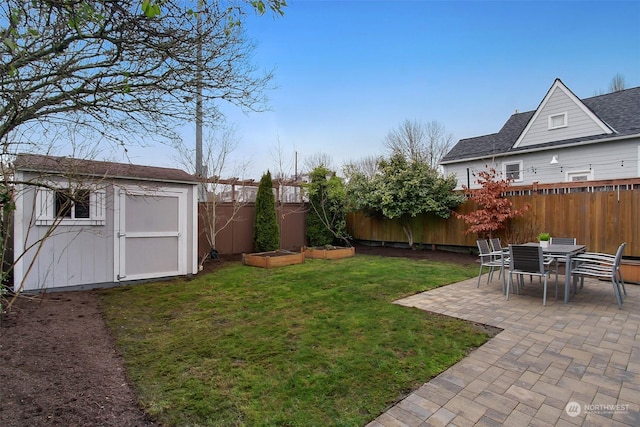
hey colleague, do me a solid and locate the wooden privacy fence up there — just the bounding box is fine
[198,178,640,258]
[347,178,640,258]
[198,202,308,256]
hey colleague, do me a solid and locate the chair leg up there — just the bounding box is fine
[505,273,511,300]
[616,279,625,304]
[477,265,483,288]
[617,271,627,297]
[611,278,623,309]
[542,276,547,306]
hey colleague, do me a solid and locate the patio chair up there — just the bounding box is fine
[548,237,577,274]
[506,245,557,306]
[490,238,510,256]
[476,239,504,289]
[489,238,510,279]
[571,242,626,308]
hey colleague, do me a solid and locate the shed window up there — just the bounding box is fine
[36,187,106,226]
[503,161,523,182]
[55,189,90,219]
[548,113,568,129]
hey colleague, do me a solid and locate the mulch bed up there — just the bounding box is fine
[0,244,477,426]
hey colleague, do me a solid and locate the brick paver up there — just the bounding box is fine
[366,274,639,426]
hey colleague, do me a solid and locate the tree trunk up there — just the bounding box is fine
[401,224,414,249]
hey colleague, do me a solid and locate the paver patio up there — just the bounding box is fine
[367,273,639,426]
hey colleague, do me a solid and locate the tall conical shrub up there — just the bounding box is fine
[254,170,280,252]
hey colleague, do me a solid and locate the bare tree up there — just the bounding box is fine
[343,155,380,180]
[269,136,302,202]
[425,121,455,171]
[302,152,334,174]
[609,73,626,93]
[383,119,454,170]
[1,0,283,156]
[175,126,252,267]
[383,119,427,163]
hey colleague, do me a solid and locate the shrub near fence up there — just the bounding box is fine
[347,178,640,259]
[198,202,307,256]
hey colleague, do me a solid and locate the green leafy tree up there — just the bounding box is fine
[345,153,464,249]
[454,167,529,238]
[254,170,279,252]
[304,166,349,247]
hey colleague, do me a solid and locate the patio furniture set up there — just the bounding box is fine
[477,237,627,308]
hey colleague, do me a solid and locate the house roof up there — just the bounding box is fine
[441,82,640,164]
[14,153,200,184]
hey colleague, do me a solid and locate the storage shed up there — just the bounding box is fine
[13,154,199,292]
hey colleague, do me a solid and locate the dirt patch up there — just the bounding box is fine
[0,292,158,427]
[0,244,478,426]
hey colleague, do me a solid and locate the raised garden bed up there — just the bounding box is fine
[242,250,305,268]
[620,259,640,284]
[304,246,355,260]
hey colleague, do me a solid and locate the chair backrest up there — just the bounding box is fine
[477,239,492,255]
[550,237,577,245]
[614,242,627,267]
[509,245,544,273]
[489,238,503,252]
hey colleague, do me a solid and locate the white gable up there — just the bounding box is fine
[514,79,613,148]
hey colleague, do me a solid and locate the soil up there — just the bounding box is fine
[0,243,476,427]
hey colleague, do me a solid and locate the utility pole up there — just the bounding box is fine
[195,0,206,201]
[294,151,298,202]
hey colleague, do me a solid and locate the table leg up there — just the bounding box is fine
[564,254,572,304]
[501,256,506,295]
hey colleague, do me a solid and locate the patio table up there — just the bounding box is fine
[524,243,586,304]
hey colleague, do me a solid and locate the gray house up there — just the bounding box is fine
[441,79,640,189]
[13,154,199,292]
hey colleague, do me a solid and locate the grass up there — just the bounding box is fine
[99,254,491,426]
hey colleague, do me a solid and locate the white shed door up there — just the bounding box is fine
[114,187,187,281]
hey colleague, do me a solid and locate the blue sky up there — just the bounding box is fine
[125,0,640,179]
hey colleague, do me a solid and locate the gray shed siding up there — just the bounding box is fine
[444,138,640,189]
[14,172,114,291]
[517,86,607,148]
[14,172,198,292]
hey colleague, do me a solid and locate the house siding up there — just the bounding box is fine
[517,87,606,148]
[444,138,640,189]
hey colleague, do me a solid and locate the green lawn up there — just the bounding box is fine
[100,254,491,427]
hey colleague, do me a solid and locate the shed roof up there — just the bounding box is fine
[14,153,199,184]
[441,83,640,164]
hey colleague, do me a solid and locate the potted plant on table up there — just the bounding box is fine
[538,232,551,248]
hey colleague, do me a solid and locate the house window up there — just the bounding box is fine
[548,112,568,130]
[36,187,106,226]
[567,170,593,182]
[503,161,523,182]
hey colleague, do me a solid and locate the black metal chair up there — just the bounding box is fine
[548,236,577,275]
[506,245,557,306]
